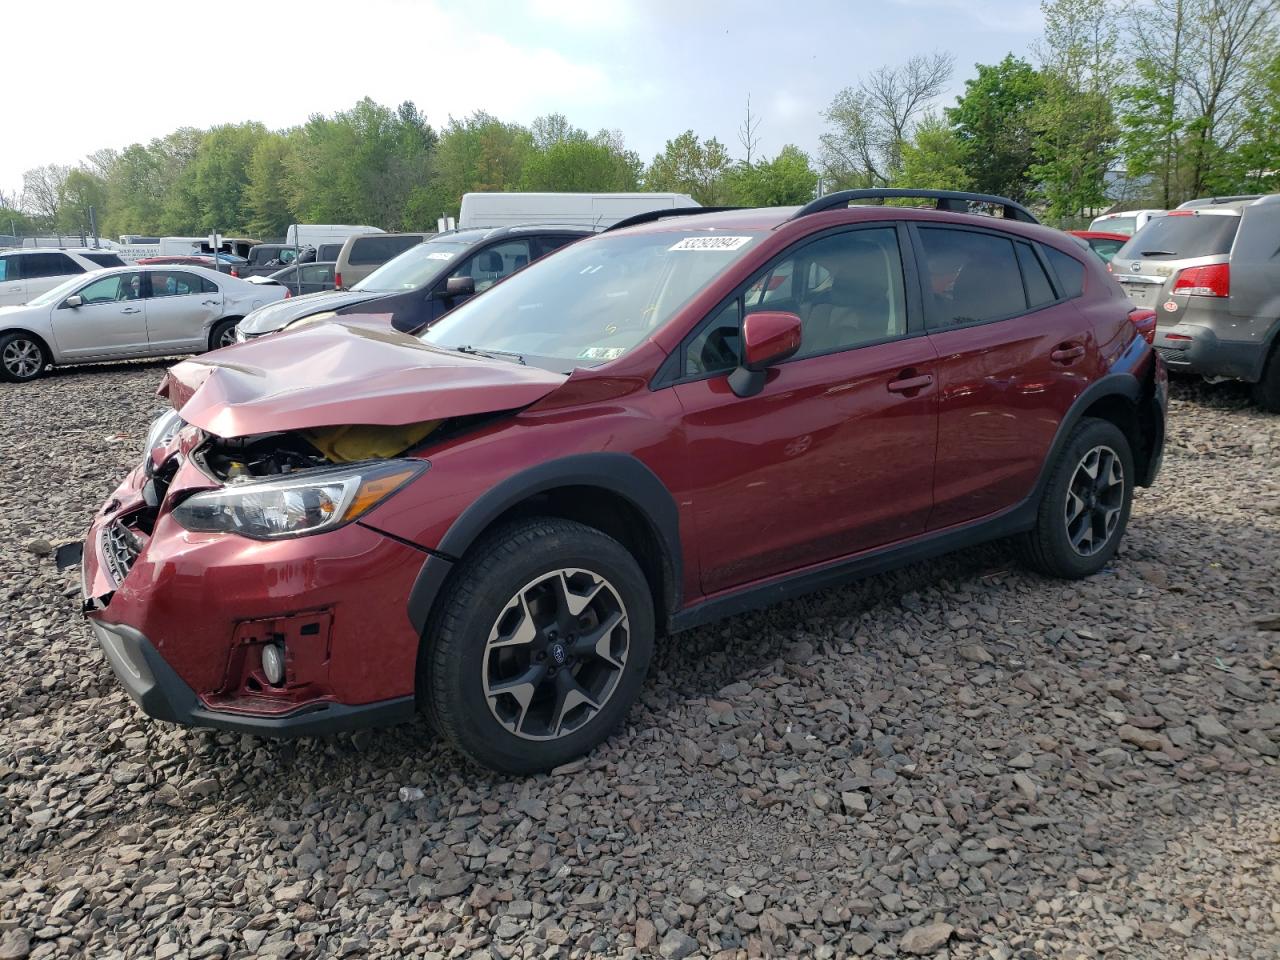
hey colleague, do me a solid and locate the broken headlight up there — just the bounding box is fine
[172,460,425,539]
[143,409,184,459]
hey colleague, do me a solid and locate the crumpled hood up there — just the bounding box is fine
[161,319,568,438]
[237,289,387,335]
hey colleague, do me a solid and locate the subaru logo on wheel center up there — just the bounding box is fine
[550,643,567,665]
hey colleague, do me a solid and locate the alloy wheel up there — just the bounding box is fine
[482,567,630,741]
[1064,444,1125,557]
[217,325,238,348]
[1,338,43,379]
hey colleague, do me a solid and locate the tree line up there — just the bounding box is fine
[3,0,1275,240]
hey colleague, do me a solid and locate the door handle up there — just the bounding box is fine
[887,372,934,394]
[1051,343,1086,363]
[201,299,219,305]
[120,307,142,314]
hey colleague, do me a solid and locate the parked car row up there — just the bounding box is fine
[76,188,1170,776]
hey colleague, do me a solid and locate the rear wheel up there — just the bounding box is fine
[423,517,654,774]
[1251,340,1280,413]
[1019,417,1134,579]
[0,332,48,383]
[208,318,239,351]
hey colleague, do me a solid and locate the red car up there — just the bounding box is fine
[82,190,1167,773]
[1066,230,1129,264]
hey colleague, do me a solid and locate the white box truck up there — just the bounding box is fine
[285,224,385,250]
[457,193,699,230]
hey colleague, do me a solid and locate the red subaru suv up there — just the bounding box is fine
[82,190,1167,774]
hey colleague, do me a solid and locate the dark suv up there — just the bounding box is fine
[234,225,590,340]
[1112,194,1280,410]
[82,190,1166,774]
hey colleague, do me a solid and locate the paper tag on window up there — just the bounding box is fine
[669,236,753,252]
[579,346,626,360]
[425,251,455,260]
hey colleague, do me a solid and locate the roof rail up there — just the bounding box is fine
[605,206,741,232]
[791,189,1039,224]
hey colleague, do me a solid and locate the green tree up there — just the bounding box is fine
[521,130,641,192]
[896,115,972,190]
[180,122,271,233]
[724,145,818,206]
[644,131,733,204]
[948,55,1047,202]
[56,169,109,238]
[419,112,534,220]
[244,134,297,238]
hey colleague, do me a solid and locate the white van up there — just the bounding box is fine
[457,192,700,230]
[285,224,384,251]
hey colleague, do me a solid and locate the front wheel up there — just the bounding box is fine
[423,517,655,774]
[1019,417,1134,579]
[208,318,239,351]
[0,332,48,383]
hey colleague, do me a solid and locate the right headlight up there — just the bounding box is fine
[143,409,184,460]
[172,460,426,539]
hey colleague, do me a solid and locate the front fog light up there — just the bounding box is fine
[262,644,285,685]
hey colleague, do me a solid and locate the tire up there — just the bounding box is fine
[0,331,48,383]
[208,318,239,351]
[1251,340,1280,413]
[423,517,655,774]
[1019,417,1134,579]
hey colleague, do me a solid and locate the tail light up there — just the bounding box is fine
[284,287,292,298]
[1128,308,1157,345]
[334,272,343,289]
[231,268,239,278]
[1172,263,1229,297]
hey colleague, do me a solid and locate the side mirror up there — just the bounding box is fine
[64,294,83,309]
[443,276,475,299]
[729,311,802,397]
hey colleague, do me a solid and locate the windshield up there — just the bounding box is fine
[28,274,89,307]
[1116,214,1239,261]
[421,230,764,371]
[352,239,471,292]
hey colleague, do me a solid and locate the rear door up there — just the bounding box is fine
[143,270,222,353]
[298,263,335,295]
[0,255,25,305]
[49,272,148,358]
[915,225,1101,529]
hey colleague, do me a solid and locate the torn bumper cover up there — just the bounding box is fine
[87,618,414,736]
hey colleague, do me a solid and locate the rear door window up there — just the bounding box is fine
[1115,214,1240,261]
[148,270,204,298]
[533,235,579,258]
[450,240,532,292]
[300,264,334,284]
[22,252,84,280]
[1016,243,1056,308]
[917,227,1027,328]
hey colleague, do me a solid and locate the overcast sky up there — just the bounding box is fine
[3,0,1044,199]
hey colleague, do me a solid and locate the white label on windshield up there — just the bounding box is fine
[425,251,455,260]
[579,346,626,361]
[669,235,753,251]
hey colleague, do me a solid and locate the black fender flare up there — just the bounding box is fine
[405,452,681,634]
[1028,369,1146,506]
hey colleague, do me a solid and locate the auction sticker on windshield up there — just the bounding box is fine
[425,251,455,260]
[669,236,754,251]
[579,346,627,361]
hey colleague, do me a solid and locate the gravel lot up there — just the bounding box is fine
[1,363,1277,960]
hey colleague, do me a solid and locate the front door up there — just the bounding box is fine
[50,272,149,359]
[143,270,222,354]
[671,225,939,596]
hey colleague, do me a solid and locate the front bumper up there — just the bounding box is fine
[82,455,430,736]
[88,618,414,735]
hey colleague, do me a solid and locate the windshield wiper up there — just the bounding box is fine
[451,344,526,365]
[1139,250,1178,257]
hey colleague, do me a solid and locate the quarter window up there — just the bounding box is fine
[1044,246,1085,298]
[917,228,1026,328]
[300,264,334,284]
